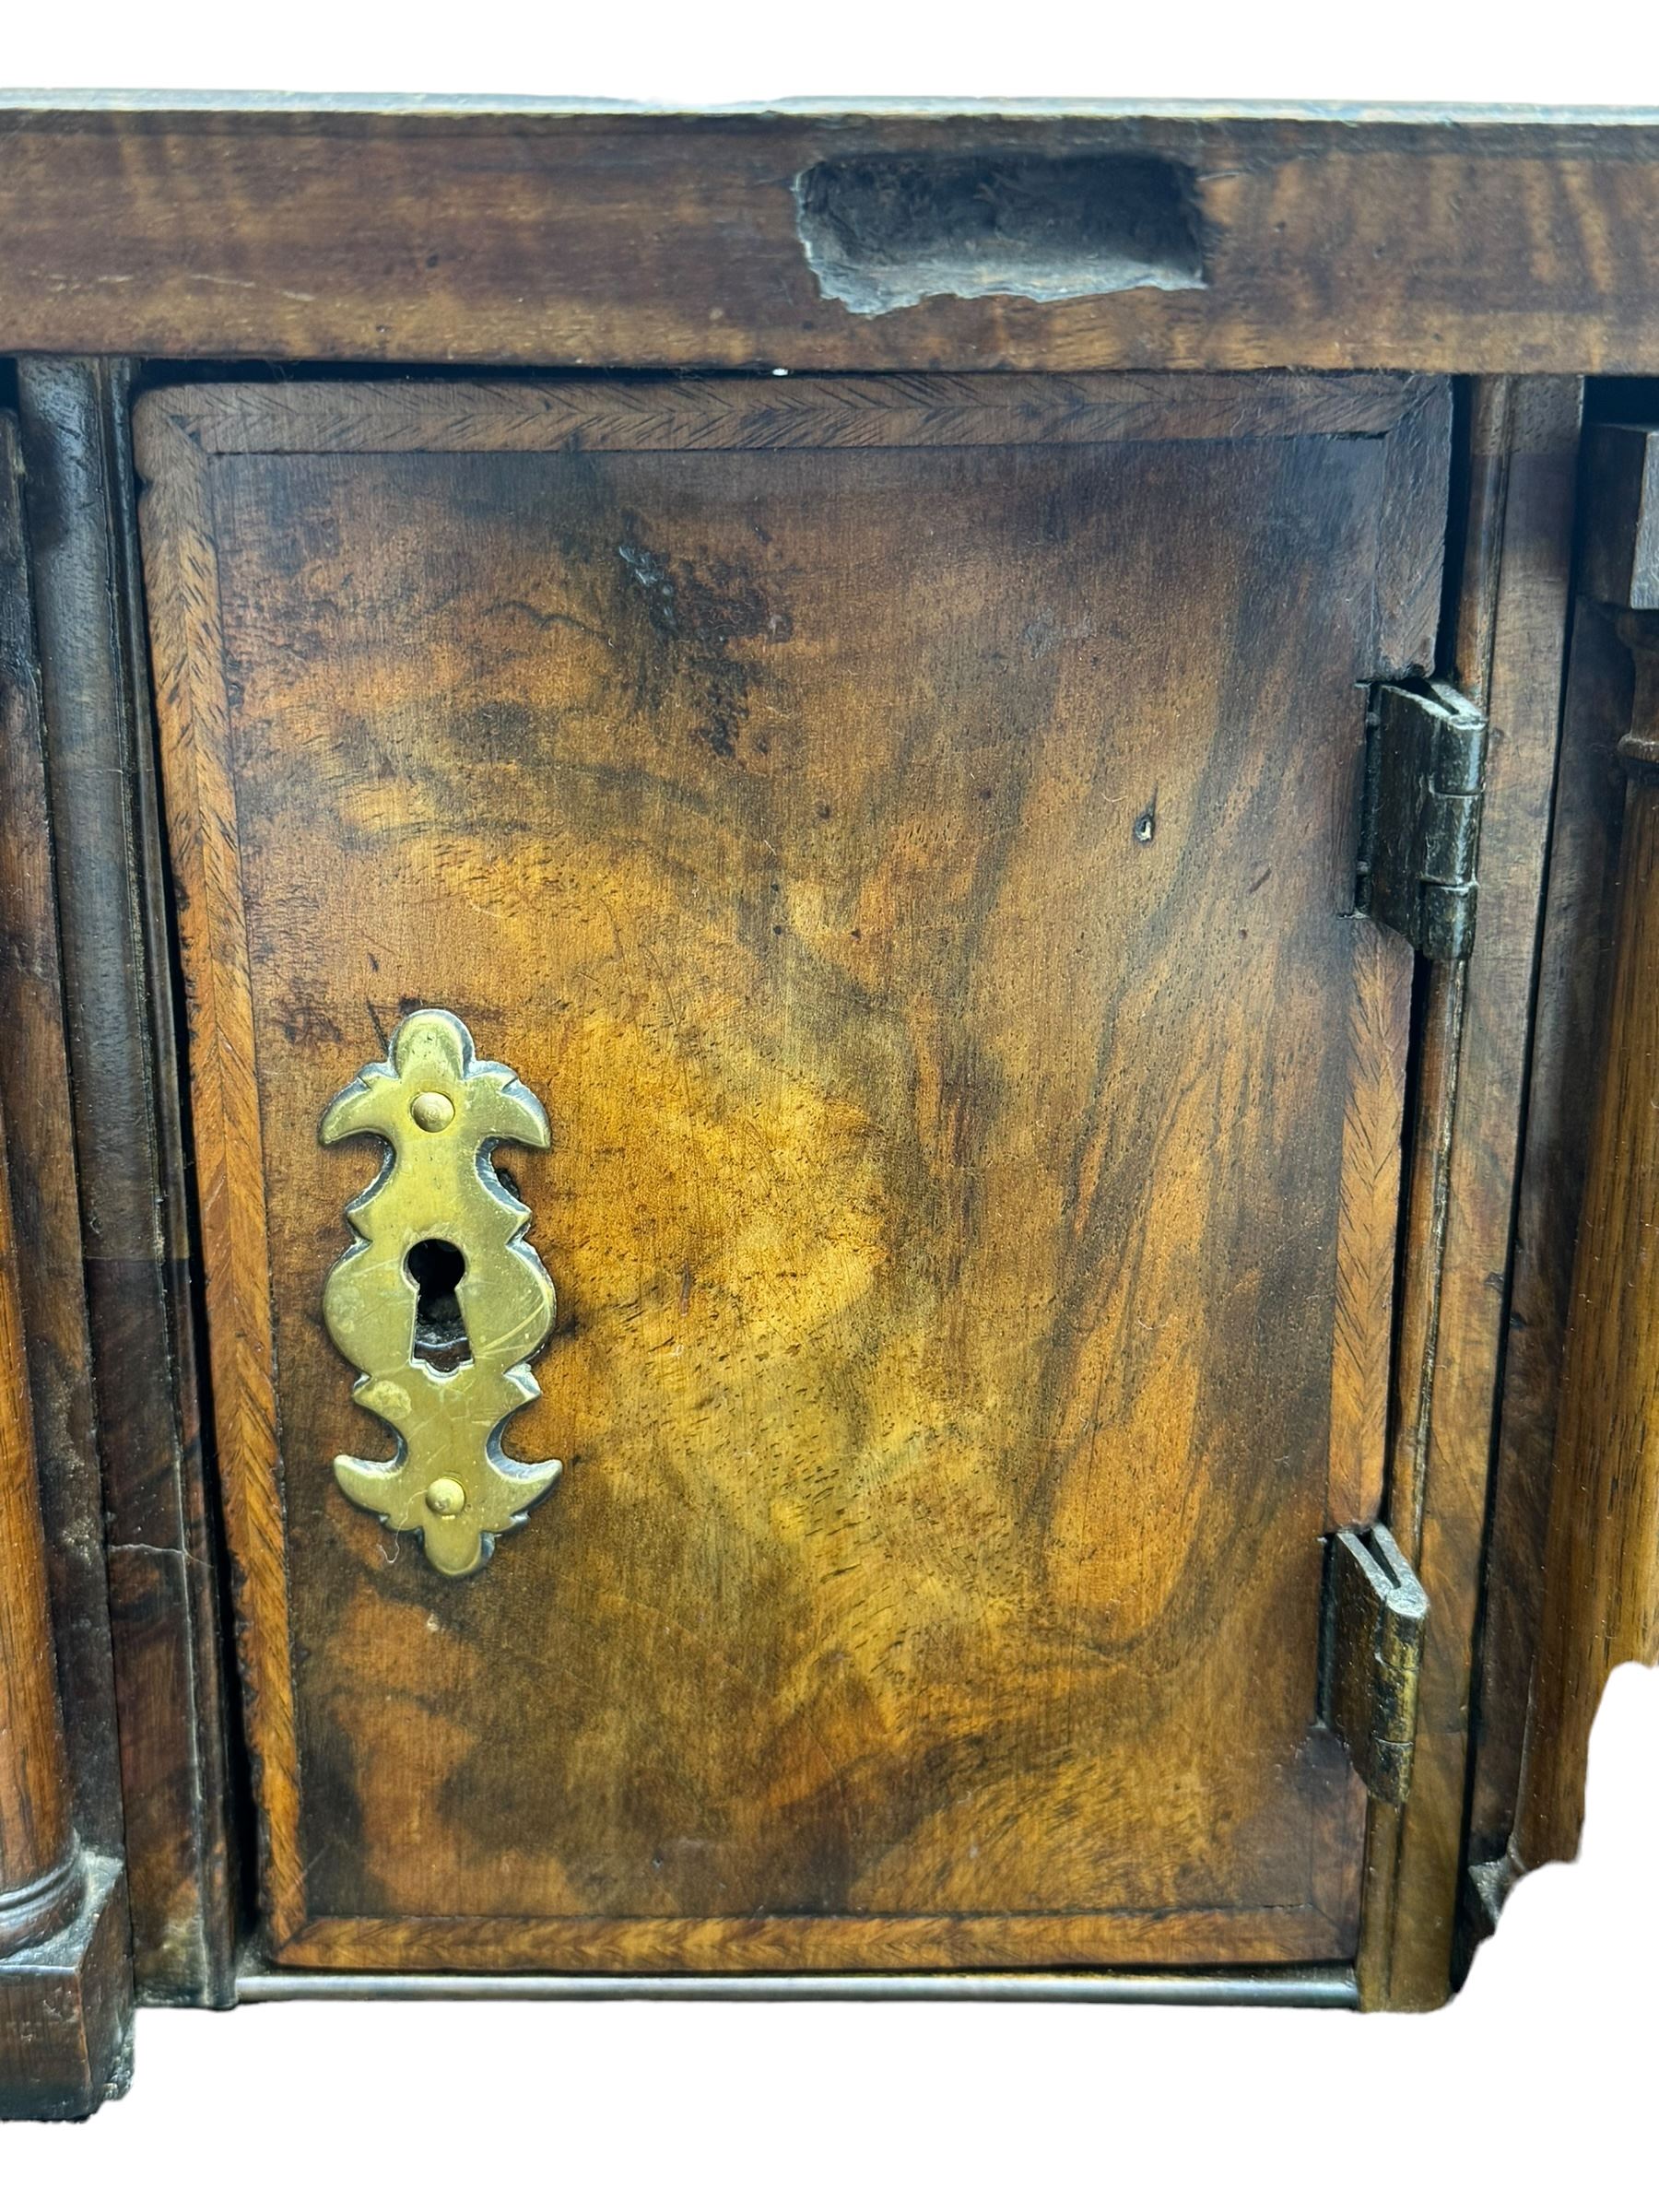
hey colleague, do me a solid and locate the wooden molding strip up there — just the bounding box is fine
[144,372,1422,455]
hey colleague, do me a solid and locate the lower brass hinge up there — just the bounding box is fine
[1357,680,1488,962]
[1319,1524,1429,1806]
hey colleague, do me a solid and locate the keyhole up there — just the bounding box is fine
[406,1238,471,1371]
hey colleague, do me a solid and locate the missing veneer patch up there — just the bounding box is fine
[794,151,1206,315]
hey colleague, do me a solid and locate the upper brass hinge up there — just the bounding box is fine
[1319,1524,1429,1807]
[1356,680,1488,962]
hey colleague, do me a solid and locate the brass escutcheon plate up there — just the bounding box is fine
[320,1009,562,1576]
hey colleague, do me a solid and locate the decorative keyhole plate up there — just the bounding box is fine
[320,1009,562,1576]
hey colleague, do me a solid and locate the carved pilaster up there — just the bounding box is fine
[0,1090,82,1956]
[0,1078,131,2119]
[0,405,134,2118]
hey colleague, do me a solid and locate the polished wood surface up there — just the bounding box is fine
[7,104,1659,373]
[139,371,1445,1972]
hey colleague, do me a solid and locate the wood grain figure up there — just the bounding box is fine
[136,372,1445,1972]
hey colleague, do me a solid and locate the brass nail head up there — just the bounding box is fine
[425,1477,466,1519]
[411,1090,456,1132]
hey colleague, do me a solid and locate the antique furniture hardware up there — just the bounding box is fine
[320,1009,562,1578]
[1357,680,1489,962]
[1319,1524,1429,1808]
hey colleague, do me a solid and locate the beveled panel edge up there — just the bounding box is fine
[270,1902,1353,1976]
[134,392,307,1947]
[135,371,1425,463]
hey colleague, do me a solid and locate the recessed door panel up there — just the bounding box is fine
[136,372,1445,1972]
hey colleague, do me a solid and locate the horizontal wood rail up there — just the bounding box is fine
[6,103,1659,370]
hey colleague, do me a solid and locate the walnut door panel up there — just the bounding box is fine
[135,373,1447,1973]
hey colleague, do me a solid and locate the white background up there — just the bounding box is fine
[2,6,1656,104]
[5,7,1657,2194]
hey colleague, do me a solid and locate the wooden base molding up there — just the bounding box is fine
[0,1859,132,2121]
[0,1076,132,2115]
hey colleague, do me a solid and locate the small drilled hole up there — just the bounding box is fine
[406,1238,471,1371]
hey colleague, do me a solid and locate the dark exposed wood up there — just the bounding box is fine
[0,413,126,1877]
[1580,425,1659,608]
[1357,378,1582,2008]
[137,371,1443,1974]
[7,105,1659,372]
[17,359,238,2005]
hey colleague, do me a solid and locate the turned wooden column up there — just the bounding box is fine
[1520,613,1659,1868]
[0,1084,82,1954]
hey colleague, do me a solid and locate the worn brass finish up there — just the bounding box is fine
[320,1009,562,1577]
[410,1090,456,1133]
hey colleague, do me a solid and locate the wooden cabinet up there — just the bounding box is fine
[134,371,1442,1976]
[1,98,1657,2113]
